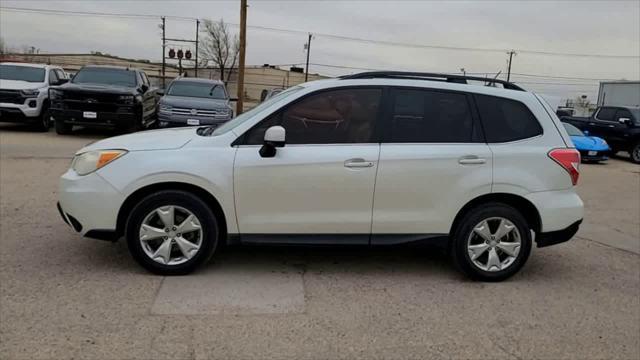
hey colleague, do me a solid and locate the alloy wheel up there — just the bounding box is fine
[139,205,203,265]
[466,217,522,272]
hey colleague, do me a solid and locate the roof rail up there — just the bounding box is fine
[339,71,525,91]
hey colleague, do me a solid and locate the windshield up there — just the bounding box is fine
[168,81,227,99]
[72,68,136,87]
[0,65,46,82]
[212,86,304,136]
[563,122,584,136]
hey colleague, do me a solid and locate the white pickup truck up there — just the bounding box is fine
[0,62,68,131]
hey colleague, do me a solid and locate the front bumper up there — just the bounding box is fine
[579,150,609,162]
[58,169,124,239]
[0,103,42,122]
[50,108,136,127]
[158,112,231,126]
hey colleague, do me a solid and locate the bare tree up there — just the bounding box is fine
[199,19,239,82]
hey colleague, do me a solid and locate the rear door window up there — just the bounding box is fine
[475,95,543,143]
[388,88,476,143]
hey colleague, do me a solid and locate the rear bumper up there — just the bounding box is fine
[536,219,582,247]
[525,189,584,233]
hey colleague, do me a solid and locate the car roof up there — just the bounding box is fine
[81,65,140,71]
[299,76,536,102]
[172,77,224,84]
[0,62,58,69]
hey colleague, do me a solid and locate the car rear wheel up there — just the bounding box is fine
[125,190,219,275]
[451,203,532,282]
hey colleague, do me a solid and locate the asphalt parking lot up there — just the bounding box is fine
[1,124,638,360]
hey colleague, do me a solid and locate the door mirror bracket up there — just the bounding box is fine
[260,126,285,158]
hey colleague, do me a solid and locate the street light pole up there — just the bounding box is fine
[506,50,516,82]
[236,0,247,115]
[195,19,199,77]
[161,16,166,88]
[304,33,312,82]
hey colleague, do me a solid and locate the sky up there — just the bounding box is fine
[1,0,639,101]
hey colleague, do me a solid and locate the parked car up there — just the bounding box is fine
[260,88,283,102]
[0,62,68,131]
[562,122,610,162]
[57,71,584,282]
[561,106,640,163]
[49,65,158,134]
[157,78,234,127]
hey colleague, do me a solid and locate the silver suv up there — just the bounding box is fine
[157,78,234,127]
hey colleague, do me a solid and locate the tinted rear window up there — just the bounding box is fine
[390,89,475,143]
[475,95,542,143]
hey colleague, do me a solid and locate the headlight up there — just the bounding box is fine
[159,104,172,113]
[21,88,41,98]
[71,150,127,176]
[49,88,63,100]
[118,95,135,105]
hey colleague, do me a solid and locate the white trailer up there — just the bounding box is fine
[597,81,640,107]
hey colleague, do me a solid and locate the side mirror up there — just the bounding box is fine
[229,97,238,102]
[57,78,69,85]
[140,84,149,93]
[583,130,590,136]
[259,126,285,158]
[156,89,165,96]
[619,117,631,125]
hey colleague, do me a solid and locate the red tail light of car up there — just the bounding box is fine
[548,148,581,186]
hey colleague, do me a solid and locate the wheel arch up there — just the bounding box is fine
[450,193,542,236]
[116,182,228,242]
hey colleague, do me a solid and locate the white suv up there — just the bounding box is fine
[58,72,584,281]
[0,62,67,131]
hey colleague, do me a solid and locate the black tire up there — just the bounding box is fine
[55,118,73,134]
[125,190,219,275]
[630,142,640,164]
[450,202,532,282]
[32,106,51,132]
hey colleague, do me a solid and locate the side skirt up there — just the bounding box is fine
[227,233,449,247]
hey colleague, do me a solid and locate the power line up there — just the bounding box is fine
[2,6,639,59]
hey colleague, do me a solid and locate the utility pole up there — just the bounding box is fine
[236,0,247,115]
[506,50,516,82]
[161,17,166,88]
[195,19,199,77]
[304,33,312,82]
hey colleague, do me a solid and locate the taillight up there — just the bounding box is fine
[548,148,580,186]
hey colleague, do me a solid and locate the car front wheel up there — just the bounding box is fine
[451,203,532,282]
[125,190,219,275]
[631,142,640,164]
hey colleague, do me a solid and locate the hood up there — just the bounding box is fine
[160,95,230,110]
[0,79,47,90]
[60,82,136,95]
[78,127,197,154]
[570,135,610,151]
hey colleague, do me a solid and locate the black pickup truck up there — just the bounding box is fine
[49,65,158,134]
[561,106,640,163]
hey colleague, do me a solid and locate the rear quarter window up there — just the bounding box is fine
[475,95,543,143]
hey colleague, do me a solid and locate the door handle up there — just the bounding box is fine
[589,122,596,126]
[344,158,374,168]
[458,155,486,165]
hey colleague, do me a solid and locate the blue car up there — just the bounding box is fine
[563,122,610,162]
